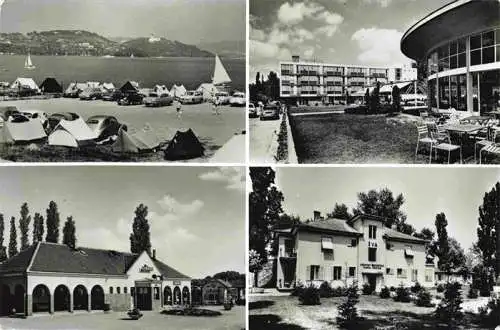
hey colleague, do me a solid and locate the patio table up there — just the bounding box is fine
[443,124,483,161]
[460,116,492,125]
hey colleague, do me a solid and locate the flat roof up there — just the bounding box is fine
[401,0,500,60]
[280,61,390,70]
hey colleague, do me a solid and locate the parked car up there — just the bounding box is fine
[117,93,144,106]
[21,110,49,128]
[63,88,83,98]
[47,112,80,132]
[79,87,103,100]
[229,92,246,107]
[260,104,280,120]
[86,115,127,141]
[102,90,123,102]
[180,91,203,104]
[144,92,173,107]
[248,103,257,118]
[215,92,230,105]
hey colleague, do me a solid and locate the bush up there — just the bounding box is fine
[291,283,304,297]
[319,281,333,298]
[479,297,500,327]
[162,307,222,317]
[275,113,288,162]
[394,284,411,303]
[332,286,347,297]
[467,287,479,299]
[410,282,423,294]
[362,283,373,295]
[344,105,369,115]
[336,284,360,329]
[435,282,463,326]
[379,286,390,299]
[415,288,433,307]
[298,285,320,305]
[389,286,396,292]
[436,284,445,293]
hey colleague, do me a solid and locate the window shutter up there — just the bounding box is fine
[306,265,311,281]
[319,266,324,281]
[330,266,335,281]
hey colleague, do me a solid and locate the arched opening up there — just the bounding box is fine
[1,284,12,316]
[73,285,88,311]
[192,286,202,306]
[54,285,70,312]
[182,286,190,305]
[14,285,25,314]
[173,286,181,305]
[163,286,172,305]
[91,285,105,310]
[32,284,50,313]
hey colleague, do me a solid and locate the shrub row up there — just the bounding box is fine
[275,112,288,162]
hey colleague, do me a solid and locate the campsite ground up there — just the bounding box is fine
[0,306,245,330]
[0,98,245,162]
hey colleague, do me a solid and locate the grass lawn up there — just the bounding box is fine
[289,113,426,164]
[249,294,487,330]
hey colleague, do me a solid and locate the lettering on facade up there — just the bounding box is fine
[361,263,384,270]
[368,241,378,248]
[173,280,181,286]
[139,264,154,273]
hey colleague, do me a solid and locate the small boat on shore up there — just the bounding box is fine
[24,53,36,70]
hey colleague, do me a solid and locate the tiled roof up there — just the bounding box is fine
[29,242,139,275]
[298,218,362,236]
[384,228,428,244]
[152,259,190,279]
[0,244,37,274]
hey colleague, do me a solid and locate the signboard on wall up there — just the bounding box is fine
[139,264,154,273]
[361,263,383,270]
[173,280,181,286]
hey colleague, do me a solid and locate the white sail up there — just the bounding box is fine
[24,53,35,69]
[212,54,231,86]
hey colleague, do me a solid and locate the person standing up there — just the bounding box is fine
[212,95,218,115]
[175,99,182,118]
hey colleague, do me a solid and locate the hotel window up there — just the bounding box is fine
[397,268,407,278]
[369,225,377,239]
[154,287,160,300]
[368,247,377,262]
[349,267,356,277]
[117,287,121,294]
[333,266,342,280]
[109,287,113,294]
[412,269,418,282]
[124,287,128,294]
[308,265,321,281]
[425,269,433,282]
[386,268,394,275]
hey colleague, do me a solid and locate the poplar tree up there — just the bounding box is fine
[46,201,60,243]
[19,202,31,250]
[32,213,44,244]
[62,216,77,249]
[435,213,451,272]
[130,204,151,255]
[8,217,17,258]
[0,214,6,262]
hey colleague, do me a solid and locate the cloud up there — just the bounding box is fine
[351,27,409,65]
[277,1,322,25]
[157,195,204,218]
[362,0,393,7]
[304,47,315,58]
[199,167,245,192]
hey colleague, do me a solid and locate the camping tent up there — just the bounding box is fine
[10,78,39,92]
[154,85,168,94]
[48,117,97,147]
[164,128,204,160]
[0,117,46,143]
[112,126,160,153]
[86,81,100,88]
[197,83,219,101]
[100,82,115,92]
[65,82,87,94]
[171,84,187,98]
[40,78,63,93]
[120,81,139,93]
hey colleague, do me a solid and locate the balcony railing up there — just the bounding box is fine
[281,70,292,76]
[325,72,343,77]
[348,72,366,78]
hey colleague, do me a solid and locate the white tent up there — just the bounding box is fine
[86,81,101,88]
[197,83,219,101]
[0,119,46,143]
[171,84,187,98]
[154,85,168,94]
[100,82,115,91]
[10,78,39,91]
[48,117,97,147]
[65,82,87,94]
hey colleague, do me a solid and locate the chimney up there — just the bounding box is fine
[152,249,156,260]
[313,211,321,221]
[292,55,300,63]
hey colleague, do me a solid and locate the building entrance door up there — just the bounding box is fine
[135,287,152,311]
[367,274,377,293]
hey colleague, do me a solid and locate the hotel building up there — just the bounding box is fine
[279,56,416,105]
[275,213,435,292]
[0,242,191,317]
[401,0,500,114]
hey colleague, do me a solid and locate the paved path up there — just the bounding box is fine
[249,116,281,163]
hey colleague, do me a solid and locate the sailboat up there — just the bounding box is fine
[130,53,135,59]
[212,54,231,89]
[24,53,36,70]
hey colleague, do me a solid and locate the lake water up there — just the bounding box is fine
[0,55,245,91]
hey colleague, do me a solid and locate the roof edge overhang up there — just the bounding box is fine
[383,234,429,245]
[297,224,362,237]
[27,271,128,278]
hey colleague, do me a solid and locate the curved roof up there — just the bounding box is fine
[401,0,500,60]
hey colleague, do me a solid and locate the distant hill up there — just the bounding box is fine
[0,30,213,58]
[198,40,245,59]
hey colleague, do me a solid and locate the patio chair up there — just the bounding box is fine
[480,140,500,164]
[415,124,436,163]
[430,130,462,164]
[475,127,498,163]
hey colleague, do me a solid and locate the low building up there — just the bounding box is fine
[202,279,240,305]
[0,242,191,317]
[275,213,435,292]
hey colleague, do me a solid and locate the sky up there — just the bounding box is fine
[250,0,452,79]
[274,167,500,252]
[0,0,245,44]
[0,166,245,279]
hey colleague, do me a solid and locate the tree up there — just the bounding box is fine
[327,203,352,220]
[62,216,76,249]
[8,217,17,258]
[336,283,360,328]
[364,88,370,106]
[435,282,463,327]
[435,212,451,272]
[448,237,466,272]
[265,71,280,100]
[19,202,31,250]
[129,204,152,255]
[370,82,380,112]
[414,227,436,261]
[0,214,6,262]
[353,188,411,232]
[249,249,263,287]
[32,213,44,244]
[256,72,261,87]
[477,183,499,277]
[392,85,401,112]
[249,167,284,264]
[45,201,60,243]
